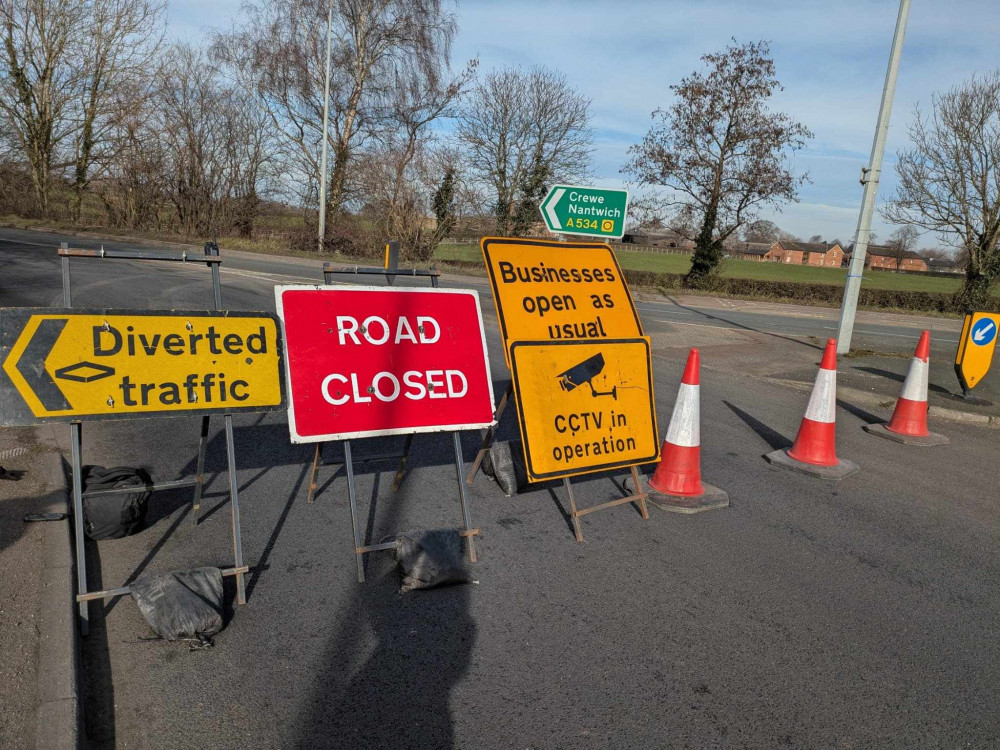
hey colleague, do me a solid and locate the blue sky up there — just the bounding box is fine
[171,0,1000,247]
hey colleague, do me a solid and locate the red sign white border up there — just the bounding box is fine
[274,284,496,443]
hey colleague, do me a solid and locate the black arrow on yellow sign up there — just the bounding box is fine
[13,318,72,411]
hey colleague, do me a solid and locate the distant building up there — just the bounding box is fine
[765,241,804,264]
[621,230,694,251]
[770,240,844,267]
[844,244,929,272]
[927,257,963,274]
[732,242,772,261]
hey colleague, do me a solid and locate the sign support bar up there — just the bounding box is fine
[562,466,649,543]
[59,242,249,634]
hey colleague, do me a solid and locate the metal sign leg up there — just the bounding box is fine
[307,442,324,503]
[631,466,649,520]
[466,382,512,484]
[223,416,246,605]
[343,440,366,583]
[70,423,89,635]
[563,477,584,543]
[191,415,210,523]
[453,432,478,563]
[392,434,414,492]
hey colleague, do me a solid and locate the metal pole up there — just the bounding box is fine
[70,423,88,635]
[316,1,334,252]
[224,415,246,605]
[60,243,72,305]
[836,0,911,354]
[343,440,365,583]
[452,432,477,563]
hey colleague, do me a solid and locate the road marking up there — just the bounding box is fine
[821,325,961,346]
[0,236,55,247]
[652,320,750,332]
[220,268,329,284]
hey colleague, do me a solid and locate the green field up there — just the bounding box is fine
[435,243,968,294]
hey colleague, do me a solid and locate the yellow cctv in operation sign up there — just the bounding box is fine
[509,337,659,482]
[0,309,284,424]
[481,237,643,358]
[954,310,1000,391]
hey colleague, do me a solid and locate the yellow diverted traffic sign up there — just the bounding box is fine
[954,311,1000,392]
[0,309,284,425]
[481,237,643,360]
[508,338,659,482]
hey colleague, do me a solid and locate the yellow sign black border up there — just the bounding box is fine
[0,308,285,425]
[509,336,660,482]
[481,237,644,351]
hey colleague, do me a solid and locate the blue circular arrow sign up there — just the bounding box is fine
[970,317,997,346]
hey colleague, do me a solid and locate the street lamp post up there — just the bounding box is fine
[835,0,911,354]
[317,2,334,253]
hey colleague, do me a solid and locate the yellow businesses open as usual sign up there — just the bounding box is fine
[481,237,643,352]
[0,309,284,424]
[508,338,659,481]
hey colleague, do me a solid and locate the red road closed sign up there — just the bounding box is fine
[275,286,496,443]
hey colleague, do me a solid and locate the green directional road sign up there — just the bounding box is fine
[539,185,629,239]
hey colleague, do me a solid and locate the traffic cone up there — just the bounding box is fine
[863,330,949,446]
[765,338,860,479]
[644,349,729,513]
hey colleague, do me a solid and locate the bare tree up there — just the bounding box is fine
[70,0,166,221]
[886,225,919,270]
[741,219,781,243]
[919,247,951,261]
[214,0,457,234]
[623,40,811,284]
[0,0,85,214]
[96,78,167,230]
[884,72,1000,309]
[808,234,823,243]
[458,66,592,236]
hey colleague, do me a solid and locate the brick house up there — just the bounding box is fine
[845,244,929,272]
[764,241,804,264]
[769,240,844,267]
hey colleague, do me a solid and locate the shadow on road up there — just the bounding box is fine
[724,401,792,452]
[853,366,953,395]
[835,398,883,426]
[295,441,476,750]
[660,296,824,351]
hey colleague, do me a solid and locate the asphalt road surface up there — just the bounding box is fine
[3,229,999,749]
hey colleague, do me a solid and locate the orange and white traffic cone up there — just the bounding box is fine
[863,330,949,446]
[644,349,729,513]
[765,338,860,479]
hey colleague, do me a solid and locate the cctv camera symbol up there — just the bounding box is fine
[556,353,617,400]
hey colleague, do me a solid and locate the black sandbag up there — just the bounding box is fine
[394,529,474,593]
[481,440,526,497]
[130,567,224,644]
[81,465,151,540]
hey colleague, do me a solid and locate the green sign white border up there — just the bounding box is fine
[539,183,630,240]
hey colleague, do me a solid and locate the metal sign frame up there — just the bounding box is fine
[297,265,481,582]
[468,236,643,484]
[57,242,252,634]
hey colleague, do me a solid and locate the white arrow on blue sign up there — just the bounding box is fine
[971,318,997,346]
